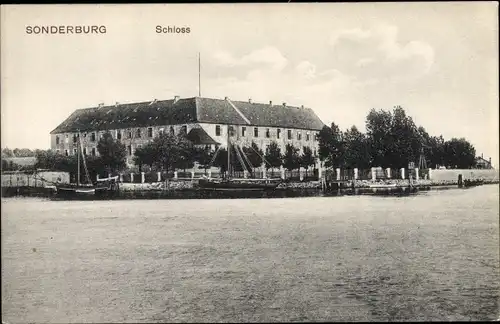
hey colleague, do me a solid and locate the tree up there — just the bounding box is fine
[317,123,345,168]
[443,138,476,169]
[1,148,13,158]
[133,145,156,172]
[213,147,228,176]
[264,141,282,177]
[365,108,393,167]
[150,132,194,173]
[299,146,315,177]
[193,145,216,174]
[242,141,264,177]
[282,144,300,177]
[12,148,35,157]
[97,131,127,174]
[343,125,371,169]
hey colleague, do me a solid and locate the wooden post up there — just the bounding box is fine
[401,168,405,180]
[130,173,134,182]
[119,174,124,182]
[280,166,285,180]
[191,171,195,179]
[386,168,391,179]
[262,163,266,179]
[174,171,178,180]
[371,167,376,181]
[354,168,358,180]
[428,168,433,180]
[157,172,161,182]
[415,168,419,181]
[141,172,145,183]
[208,169,212,179]
[336,168,341,181]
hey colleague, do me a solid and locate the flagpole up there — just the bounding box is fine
[198,52,201,97]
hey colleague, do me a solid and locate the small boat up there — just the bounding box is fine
[55,131,117,198]
[368,183,398,189]
[198,177,281,191]
[197,127,282,191]
[463,179,484,188]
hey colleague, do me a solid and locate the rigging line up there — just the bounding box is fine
[207,145,221,167]
[78,132,92,184]
[238,145,255,173]
[234,144,249,174]
[249,145,271,166]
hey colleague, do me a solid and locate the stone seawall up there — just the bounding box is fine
[117,178,500,192]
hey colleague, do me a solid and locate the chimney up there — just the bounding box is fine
[115,102,120,107]
[282,102,286,107]
[269,101,273,106]
[173,96,180,104]
[98,102,104,108]
[301,105,304,109]
[249,98,252,104]
[225,96,229,101]
[481,153,483,158]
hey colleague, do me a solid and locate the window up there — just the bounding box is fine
[242,127,246,137]
[180,125,187,134]
[127,145,132,156]
[215,125,221,136]
[65,134,69,144]
[159,127,165,134]
[91,132,96,142]
[170,126,175,135]
[287,129,292,140]
[56,136,60,145]
[228,126,235,137]
[266,128,270,138]
[297,132,302,141]
[83,133,87,138]
[83,148,87,156]
[306,132,310,141]
[254,127,259,137]
[65,150,69,156]
[73,134,78,143]
[117,130,122,140]
[148,127,153,137]
[128,131,132,139]
[91,148,96,156]
[73,148,77,155]
[136,129,142,138]
[277,129,281,139]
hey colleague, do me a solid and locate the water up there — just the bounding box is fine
[2,185,499,322]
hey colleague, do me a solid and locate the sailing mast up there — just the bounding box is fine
[227,126,231,178]
[77,132,80,186]
[198,52,201,97]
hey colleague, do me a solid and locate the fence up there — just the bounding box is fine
[92,166,490,184]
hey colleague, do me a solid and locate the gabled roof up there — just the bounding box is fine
[51,97,325,134]
[186,128,220,145]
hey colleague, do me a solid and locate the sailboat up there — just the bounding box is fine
[55,131,116,197]
[198,127,282,191]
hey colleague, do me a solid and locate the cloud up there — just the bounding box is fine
[213,46,288,71]
[330,24,435,81]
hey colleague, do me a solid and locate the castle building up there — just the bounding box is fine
[50,96,325,166]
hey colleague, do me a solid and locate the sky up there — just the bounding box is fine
[1,3,498,166]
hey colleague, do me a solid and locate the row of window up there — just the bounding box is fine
[59,144,134,157]
[55,126,190,145]
[215,125,315,141]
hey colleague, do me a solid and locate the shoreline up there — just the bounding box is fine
[2,180,498,200]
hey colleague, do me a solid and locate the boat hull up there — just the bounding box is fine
[198,179,280,191]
